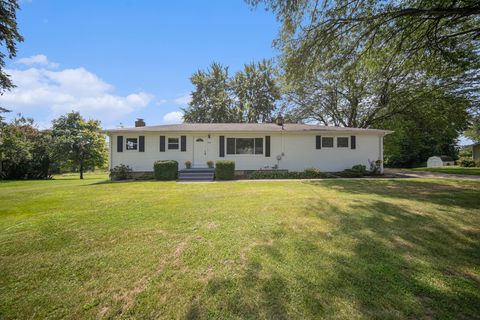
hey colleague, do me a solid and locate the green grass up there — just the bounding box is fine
[1,174,479,319]
[411,166,480,175]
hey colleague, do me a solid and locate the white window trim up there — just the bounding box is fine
[321,136,334,148]
[337,137,349,148]
[167,136,180,151]
[125,137,139,151]
[226,137,264,156]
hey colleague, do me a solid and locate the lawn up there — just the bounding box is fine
[1,174,479,319]
[411,166,480,176]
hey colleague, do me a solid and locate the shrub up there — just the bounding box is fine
[110,164,133,181]
[249,169,333,180]
[351,164,367,174]
[304,167,323,178]
[336,164,368,178]
[458,157,476,167]
[153,160,178,180]
[207,160,214,168]
[185,160,192,169]
[215,160,235,180]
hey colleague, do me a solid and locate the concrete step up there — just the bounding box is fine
[177,169,215,182]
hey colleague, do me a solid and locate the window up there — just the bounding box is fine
[168,137,179,150]
[337,137,349,148]
[226,138,263,155]
[322,137,334,148]
[126,138,138,150]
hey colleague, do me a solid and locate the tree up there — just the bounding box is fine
[183,62,235,123]
[0,0,23,94]
[0,115,53,179]
[183,61,281,123]
[249,0,479,127]
[380,87,470,167]
[51,112,107,179]
[232,60,281,123]
[465,116,480,142]
[248,0,480,72]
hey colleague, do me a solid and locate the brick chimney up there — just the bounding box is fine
[135,118,146,127]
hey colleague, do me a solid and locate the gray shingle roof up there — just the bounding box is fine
[104,123,392,134]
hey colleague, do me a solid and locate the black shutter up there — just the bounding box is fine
[181,136,186,152]
[316,135,321,149]
[351,136,356,149]
[117,136,123,152]
[160,136,165,152]
[265,136,271,157]
[139,136,145,152]
[219,136,225,157]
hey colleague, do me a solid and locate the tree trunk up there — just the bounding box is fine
[80,162,84,179]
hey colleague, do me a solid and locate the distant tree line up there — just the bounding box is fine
[0,110,107,180]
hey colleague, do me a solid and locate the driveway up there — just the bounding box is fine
[385,168,480,180]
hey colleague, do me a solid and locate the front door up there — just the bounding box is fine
[193,137,208,167]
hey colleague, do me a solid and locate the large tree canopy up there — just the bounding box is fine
[51,112,107,179]
[183,60,281,123]
[0,0,23,95]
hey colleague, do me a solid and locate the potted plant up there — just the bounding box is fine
[185,160,192,169]
[207,160,214,168]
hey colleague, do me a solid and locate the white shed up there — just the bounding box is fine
[427,156,455,167]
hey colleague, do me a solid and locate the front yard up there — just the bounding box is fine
[1,175,479,319]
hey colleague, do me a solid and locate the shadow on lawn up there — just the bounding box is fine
[186,181,480,319]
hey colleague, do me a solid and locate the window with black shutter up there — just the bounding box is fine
[181,136,186,152]
[139,136,145,152]
[160,136,166,152]
[219,136,225,157]
[117,136,123,152]
[265,136,271,157]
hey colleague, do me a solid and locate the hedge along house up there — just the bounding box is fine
[104,120,392,175]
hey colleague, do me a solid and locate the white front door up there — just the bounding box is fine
[193,137,208,167]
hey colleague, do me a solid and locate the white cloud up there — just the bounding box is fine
[0,63,154,127]
[173,93,191,106]
[163,111,183,124]
[16,54,59,68]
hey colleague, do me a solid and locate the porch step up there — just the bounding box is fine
[178,168,215,182]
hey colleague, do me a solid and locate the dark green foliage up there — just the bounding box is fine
[154,160,178,180]
[249,169,334,179]
[381,91,470,167]
[183,60,280,123]
[0,0,23,95]
[0,116,52,180]
[458,158,477,168]
[51,112,108,179]
[109,164,133,181]
[215,160,235,180]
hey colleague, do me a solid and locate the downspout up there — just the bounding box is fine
[379,134,384,174]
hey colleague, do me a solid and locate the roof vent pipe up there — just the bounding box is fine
[135,118,146,127]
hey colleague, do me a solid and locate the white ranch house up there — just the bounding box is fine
[104,121,392,175]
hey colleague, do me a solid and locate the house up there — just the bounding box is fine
[426,156,455,167]
[104,120,392,175]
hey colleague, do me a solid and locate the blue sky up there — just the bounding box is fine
[1,0,279,128]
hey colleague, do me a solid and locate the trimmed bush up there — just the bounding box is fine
[154,160,178,180]
[215,160,235,180]
[458,157,476,167]
[110,164,133,181]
